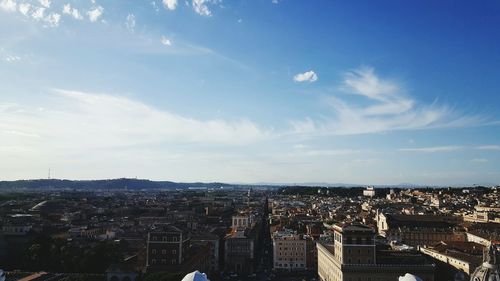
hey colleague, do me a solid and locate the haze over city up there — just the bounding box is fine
[1,0,500,185]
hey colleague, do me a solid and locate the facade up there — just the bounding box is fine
[272,230,307,271]
[146,225,190,272]
[192,233,220,272]
[232,214,254,229]
[317,223,435,281]
[224,228,255,274]
[363,187,376,198]
[419,241,483,279]
[377,213,465,246]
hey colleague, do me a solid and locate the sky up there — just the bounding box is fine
[1,0,500,185]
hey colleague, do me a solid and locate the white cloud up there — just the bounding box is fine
[44,12,60,27]
[3,54,20,62]
[293,70,318,83]
[31,6,45,20]
[38,0,50,8]
[87,5,103,22]
[272,0,280,4]
[475,145,500,151]
[18,2,30,15]
[163,0,177,10]
[398,146,463,153]
[62,3,83,20]
[471,158,488,163]
[0,0,16,12]
[0,90,271,153]
[192,0,220,16]
[161,36,172,46]
[126,13,135,31]
[290,66,485,136]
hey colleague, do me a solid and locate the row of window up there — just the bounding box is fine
[150,259,177,265]
[276,257,305,261]
[274,263,305,267]
[151,249,177,254]
[150,236,179,242]
[277,252,305,256]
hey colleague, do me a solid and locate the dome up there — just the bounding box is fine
[470,244,500,281]
[181,271,209,281]
[398,273,423,281]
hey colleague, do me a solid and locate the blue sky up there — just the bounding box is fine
[1,0,500,185]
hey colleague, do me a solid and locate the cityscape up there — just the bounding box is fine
[1,0,500,281]
[0,181,499,281]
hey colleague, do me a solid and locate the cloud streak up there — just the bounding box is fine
[0,90,272,153]
[291,66,487,136]
[398,146,463,153]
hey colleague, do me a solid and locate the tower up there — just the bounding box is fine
[332,223,376,265]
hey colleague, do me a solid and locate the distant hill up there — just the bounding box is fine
[0,178,233,190]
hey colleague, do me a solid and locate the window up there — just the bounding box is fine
[172,250,177,254]
[162,249,166,254]
[152,249,157,254]
[151,259,156,264]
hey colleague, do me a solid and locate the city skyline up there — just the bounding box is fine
[1,0,500,185]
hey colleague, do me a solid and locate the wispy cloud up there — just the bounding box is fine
[1,0,100,26]
[161,36,172,46]
[0,90,272,152]
[87,5,103,22]
[398,146,463,153]
[62,3,83,20]
[125,13,135,31]
[162,0,177,10]
[471,158,488,163]
[294,70,318,83]
[475,145,500,151]
[291,66,487,136]
[0,0,16,12]
[192,0,220,16]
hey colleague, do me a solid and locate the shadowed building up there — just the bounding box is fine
[317,223,435,281]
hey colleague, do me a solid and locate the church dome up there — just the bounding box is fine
[470,244,500,281]
[181,271,209,281]
[399,273,423,281]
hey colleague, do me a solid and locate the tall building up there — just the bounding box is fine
[224,213,260,275]
[146,224,210,274]
[146,225,190,271]
[272,229,307,271]
[317,223,435,281]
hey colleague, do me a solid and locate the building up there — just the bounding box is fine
[419,241,483,280]
[224,228,256,275]
[317,223,435,281]
[363,187,376,198]
[376,213,464,246]
[192,233,220,272]
[272,229,307,271]
[224,212,262,275]
[469,244,499,281]
[146,224,190,272]
[146,224,211,274]
[232,214,254,229]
